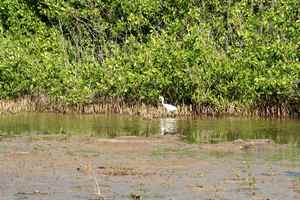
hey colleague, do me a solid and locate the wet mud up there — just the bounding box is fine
[0,136,300,200]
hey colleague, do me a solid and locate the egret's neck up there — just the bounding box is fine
[160,98,164,104]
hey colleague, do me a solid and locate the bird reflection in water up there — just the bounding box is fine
[160,118,177,135]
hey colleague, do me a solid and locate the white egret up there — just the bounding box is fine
[159,96,177,113]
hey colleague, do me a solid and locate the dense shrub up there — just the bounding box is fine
[0,0,299,113]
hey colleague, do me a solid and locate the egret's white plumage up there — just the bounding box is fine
[159,96,177,113]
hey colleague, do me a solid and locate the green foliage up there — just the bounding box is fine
[0,0,299,113]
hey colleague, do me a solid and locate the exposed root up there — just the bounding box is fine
[1,96,299,117]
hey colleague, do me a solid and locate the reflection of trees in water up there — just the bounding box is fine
[2,113,300,145]
[182,129,223,144]
[160,118,177,135]
[182,126,300,145]
[182,128,246,144]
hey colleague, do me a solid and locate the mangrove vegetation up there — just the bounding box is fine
[0,0,299,116]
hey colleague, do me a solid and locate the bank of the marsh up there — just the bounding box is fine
[0,135,300,200]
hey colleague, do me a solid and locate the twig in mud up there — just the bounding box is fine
[92,170,103,199]
[78,161,104,200]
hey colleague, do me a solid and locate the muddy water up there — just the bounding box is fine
[0,113,300,145]
[1,113,300,200]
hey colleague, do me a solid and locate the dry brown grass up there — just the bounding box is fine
[0,95,297,118]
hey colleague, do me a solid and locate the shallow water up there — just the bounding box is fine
[1,113,300,145]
